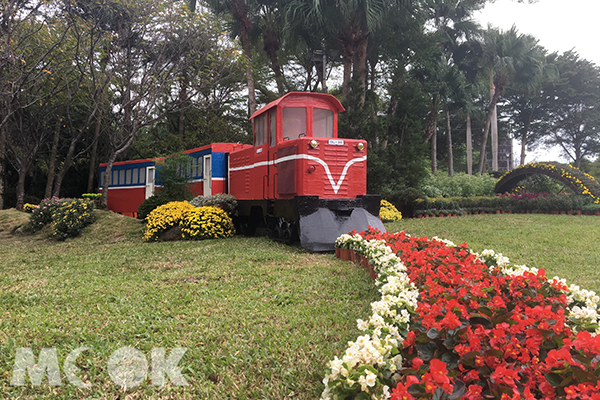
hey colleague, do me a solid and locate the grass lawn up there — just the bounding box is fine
[1,210,599,399]
[389,213,600,294]
[0,210,378,399]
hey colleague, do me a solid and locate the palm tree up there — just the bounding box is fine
[285,0,389,106]
[476,26,544,174]
[205,0,257,115]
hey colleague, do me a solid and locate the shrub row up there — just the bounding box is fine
[413,193,600,216]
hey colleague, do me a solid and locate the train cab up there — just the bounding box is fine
[228,92,368,201]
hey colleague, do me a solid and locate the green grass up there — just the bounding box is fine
[389,214,600,293]
[0,210,378,399]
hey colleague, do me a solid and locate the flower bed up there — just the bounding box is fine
[325,229,600,399]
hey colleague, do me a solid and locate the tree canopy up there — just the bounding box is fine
[2,0,600,209]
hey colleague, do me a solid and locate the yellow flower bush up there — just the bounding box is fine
[143,201,195,242]
[51,199,96,241]
[379,199,402,222]
[180,206,235,240]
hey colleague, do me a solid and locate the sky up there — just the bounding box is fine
[475,0,600,66]
[474,0,600,163]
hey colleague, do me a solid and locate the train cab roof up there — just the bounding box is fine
[250,92,345,146]
[249,92,345,120]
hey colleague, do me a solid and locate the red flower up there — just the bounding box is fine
[390,382,413,400]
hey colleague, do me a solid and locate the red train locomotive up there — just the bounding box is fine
[100,92,385,251]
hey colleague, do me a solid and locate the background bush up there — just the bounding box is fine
[419,172,497,198]
[189,194,238,216]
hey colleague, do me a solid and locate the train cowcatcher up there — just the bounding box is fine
[99,92,386,251]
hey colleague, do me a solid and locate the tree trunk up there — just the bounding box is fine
[431,130,437,174]
[16,166,28,211]
[231,0,256,115]
[423,97,438,143]
[353,37,368,106]
[490,73,498,171]
[100,153,117,210]
[178,73,188,146]
[446,108,453,176]
[0,124,5,210]
[87,115,102,193]
[520,110,533,165]
[263,30,285,96]
[477,88,502,175]
[342,53,352,105]
[466,115,472,175]
[45,113,62,199]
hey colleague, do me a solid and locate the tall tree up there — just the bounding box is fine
[542,51,600,168]
[205,0,257,115]
[476,27,544,174]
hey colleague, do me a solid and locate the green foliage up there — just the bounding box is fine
[155,153,194,199]
[420,172,497,198]
[137,153,195,220]
[51,199,96,241]
[518,174,565,194]
[189,194,238,215]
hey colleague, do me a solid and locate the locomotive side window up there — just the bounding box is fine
[254,114,267,146]
[270,109,277,147]
[282,107,306,140]
[313,108,334,138]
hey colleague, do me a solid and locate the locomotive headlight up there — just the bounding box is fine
[357,142,365,151]
[310,139,319,149]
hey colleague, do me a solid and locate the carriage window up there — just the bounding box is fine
[112,170,118,186]
[313,108,334,138]
[270,110,277,146]
[125,169,131,184]
[119,170,125,185]
[132,168,139,184]
[140,167,146,184]
[282,107,306,140]
[197,157,203,176]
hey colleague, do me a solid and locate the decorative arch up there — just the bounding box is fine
[495,162,600,203]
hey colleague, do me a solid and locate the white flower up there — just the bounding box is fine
[357,319,369,331]
[365,370,377,387]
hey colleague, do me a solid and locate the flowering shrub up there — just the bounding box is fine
[180,206,235,240]
[26,197,63,232]
[143,201,195,242]
[380,200,403,222]
[322,229,600,399]
[23,203,38,213]
[51,199,96,241]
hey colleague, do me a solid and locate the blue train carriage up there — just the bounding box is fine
[99,143,250,217]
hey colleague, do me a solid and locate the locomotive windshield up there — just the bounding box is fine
[313,108,333,138]
[282,107,306,140]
